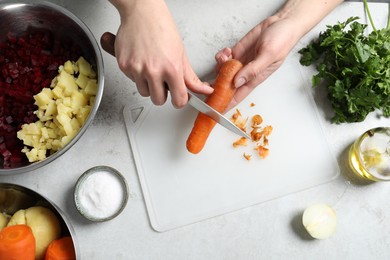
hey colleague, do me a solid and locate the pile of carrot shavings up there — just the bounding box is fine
[230,106,273,161]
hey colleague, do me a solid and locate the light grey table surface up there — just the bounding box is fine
[2,0,390,259]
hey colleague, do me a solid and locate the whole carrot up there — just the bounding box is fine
[186,59,243,154]
[45,236,76,260]
[0,224,36,260]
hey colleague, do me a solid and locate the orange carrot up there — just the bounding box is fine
[0,224,36,260]
[186,59,243,154]
[45,236,76,260]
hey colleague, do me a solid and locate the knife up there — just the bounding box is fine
[187,91,251,139]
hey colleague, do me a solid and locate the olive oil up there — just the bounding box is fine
[348,127,390,181]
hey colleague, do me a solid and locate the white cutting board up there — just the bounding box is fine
[123,57,339,232]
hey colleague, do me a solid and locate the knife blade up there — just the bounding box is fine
[187,91,251,139]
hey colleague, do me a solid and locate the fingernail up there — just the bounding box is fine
[219,55,227,63]
[204,84,214,93]
[235,77,246,88]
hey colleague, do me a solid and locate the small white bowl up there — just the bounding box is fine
[74,166,128,222]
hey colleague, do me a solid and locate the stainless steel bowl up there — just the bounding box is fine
[0,182,79,258]
[0,1,104,174]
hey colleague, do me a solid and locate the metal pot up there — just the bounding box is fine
[0,0,104,174]
[0,182,79,258]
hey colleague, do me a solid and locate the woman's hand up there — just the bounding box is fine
[215,16,300,110]
[105,0,213,108]
[215,0,344,111]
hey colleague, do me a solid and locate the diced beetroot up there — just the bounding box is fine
[0,30,82,168]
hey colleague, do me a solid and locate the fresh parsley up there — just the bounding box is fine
[299,1,390,124]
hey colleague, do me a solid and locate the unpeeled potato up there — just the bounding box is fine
[7,206,61,260]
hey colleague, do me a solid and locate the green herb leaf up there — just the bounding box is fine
[299,10,390,123]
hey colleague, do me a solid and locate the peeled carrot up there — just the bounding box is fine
[186,59,243,154]
[0,224,36,260]
[45,236,76,260]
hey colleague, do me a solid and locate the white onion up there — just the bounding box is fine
[302,203,337,239]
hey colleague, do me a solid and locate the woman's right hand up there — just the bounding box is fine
[104,0,213,108]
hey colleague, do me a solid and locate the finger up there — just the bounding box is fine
[183,56,213,96]
[100,32,116,57]
[225,84,256,112]
[134,76,150,97]
[214,47,232,72]
[147,77,169,105]
[215,47,232,63]
[233,54,274,88]
[164,73,188,108]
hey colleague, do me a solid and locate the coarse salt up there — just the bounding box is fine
[77,170,126,220]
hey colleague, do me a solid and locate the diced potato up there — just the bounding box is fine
[25,148,47,162]
[62,97,72,108]
[41,127,49,140]
[77,56,96,78]
[46,128,57,139]
[63,60,75,74]
[77,106,91,125]
[56,113,73,136]
[71,91,87,114]
[75,73,89,89]
[52,85,64,99]
[57,70,78,96]
[34,88,53,107]
[62,132,76,145]
[45,100,57,117]
[70,117,81,132]
[51,140,63,151]
[21,123,41,135]
[18,57,97,162]
[84,79,97,95]
[57,103,72,118]
[89,96,96,106]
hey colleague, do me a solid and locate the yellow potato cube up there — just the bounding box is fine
[52,85,64,99]
[40,127,49,140]
[71,91,87,114]
[18,132,39,147]
[70,118,81,132]
[56,113,73,136]
[84,79,97,95]
[62,131,76,145]
[57,103,72,118]
[63,60,75,74]
[77,106,91,125]
[57,70,78,96]
[77,56,96,78]
[45,141,53,150]
[51,140,63,151]
[35,110,45,120]
[46,128,57,139]
[62,97,72,108]
[25,148,47,162]
[45,100,57,117]
[34,88,53,107]
[22,123,41,135]
[89,96,96,106]
[75,73,89,89]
